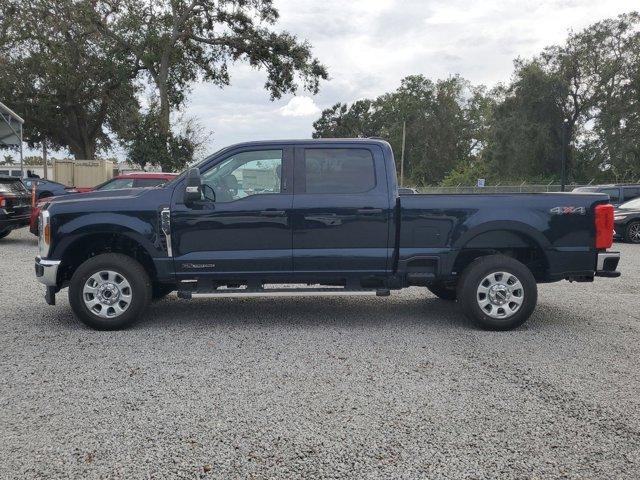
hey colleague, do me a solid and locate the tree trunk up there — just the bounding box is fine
[67,139,96,160]
[158,80,171,138]
[42,142,48,179]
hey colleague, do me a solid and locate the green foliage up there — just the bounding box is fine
[95,0,328,157]
[314,75,488,185]
[0,0,141,159]
[0,0,327,167]
[126,106,210,171]
[314,11,640,186]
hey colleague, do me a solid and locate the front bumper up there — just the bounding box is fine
[595,251,620,278]
[35,256,61,286]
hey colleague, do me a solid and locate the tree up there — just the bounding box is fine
[481,12,640,184]
[126,105,210,171]
[0,0,142,159]
[483,61,567,181]
[313,75,489,185]
[94,0,327,169]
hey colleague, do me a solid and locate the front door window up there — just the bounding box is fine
[201,150,283,202]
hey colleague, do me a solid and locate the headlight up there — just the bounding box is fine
[38,210,51,257]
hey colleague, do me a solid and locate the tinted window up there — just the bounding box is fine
[623,187,640,201]
[304,148,375,194]
[599,188,620,202]
[201,150,283,202]
[97,178,134,191]
[0,179,27,193]
[134,178,167,188]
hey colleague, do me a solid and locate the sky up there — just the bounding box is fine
[15,0,638,162]
[181,0,638,156]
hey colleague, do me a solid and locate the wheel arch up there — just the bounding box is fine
[448,221,551,281]
[55,228,158,287]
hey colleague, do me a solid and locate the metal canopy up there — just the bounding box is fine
[0,100,24,175]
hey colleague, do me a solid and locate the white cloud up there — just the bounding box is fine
[278,96,322,117]
[179,0,639,152]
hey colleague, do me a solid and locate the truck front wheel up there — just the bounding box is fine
[69,253,152,330]
[457,255,537,331]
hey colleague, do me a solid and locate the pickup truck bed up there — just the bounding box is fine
[34,139,620,331]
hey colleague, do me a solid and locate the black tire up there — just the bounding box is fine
[457,254,537,331]
[624,221,640,244]
[0,228,11,239]
[427,282,457,300]
[69,253,152,330]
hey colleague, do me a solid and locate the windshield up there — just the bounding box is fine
[619,198,640,210]
[0,179,28,194]
[97,178,134,191]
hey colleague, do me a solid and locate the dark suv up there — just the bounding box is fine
[573,184,640,207]
[0,176,31,239]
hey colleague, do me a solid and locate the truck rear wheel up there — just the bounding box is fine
[427,282,457,300]
[69,253,152,330]
[457,255,537,331]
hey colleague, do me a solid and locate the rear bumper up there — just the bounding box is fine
[595,251,620,277]
[0,213,30,230]
[35,256,61,287]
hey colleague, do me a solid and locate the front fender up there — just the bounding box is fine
[50,212,162,260]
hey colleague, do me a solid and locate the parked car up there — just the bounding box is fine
[93,172,178,191]
[21,178,79,201]
[35,139,619,331]
[0,176,31,239]
[29,172,178,235]
[614,197,640,244]
[573,184,640,207]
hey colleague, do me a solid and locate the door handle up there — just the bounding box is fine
[357,208,383,214]
[260,209,286,217]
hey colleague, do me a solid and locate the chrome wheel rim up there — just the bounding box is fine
[477,271,524,319]
[629,223,640,243]
[83,270,132,318]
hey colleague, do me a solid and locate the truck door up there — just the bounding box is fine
[170,147,293,279]
[292,145,392,274]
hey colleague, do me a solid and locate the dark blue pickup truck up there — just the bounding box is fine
[35,139,620,330]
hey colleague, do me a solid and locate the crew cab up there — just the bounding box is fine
[35,139,620,331]
[0,176,31,240]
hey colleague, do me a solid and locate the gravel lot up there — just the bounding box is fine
[1,227,639,479]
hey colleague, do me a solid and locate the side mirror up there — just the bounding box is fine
[184,168,203,205]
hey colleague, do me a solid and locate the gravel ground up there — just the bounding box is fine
[1,227,639,479]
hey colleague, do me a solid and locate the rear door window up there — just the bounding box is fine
[303,148,376,194]
[623,187,640,201]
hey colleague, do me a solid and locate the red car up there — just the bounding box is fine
[29,172,177,235]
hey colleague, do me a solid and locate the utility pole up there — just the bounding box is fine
[42,142,48,179]
[560,118,569,192]
[400,120,406,187]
